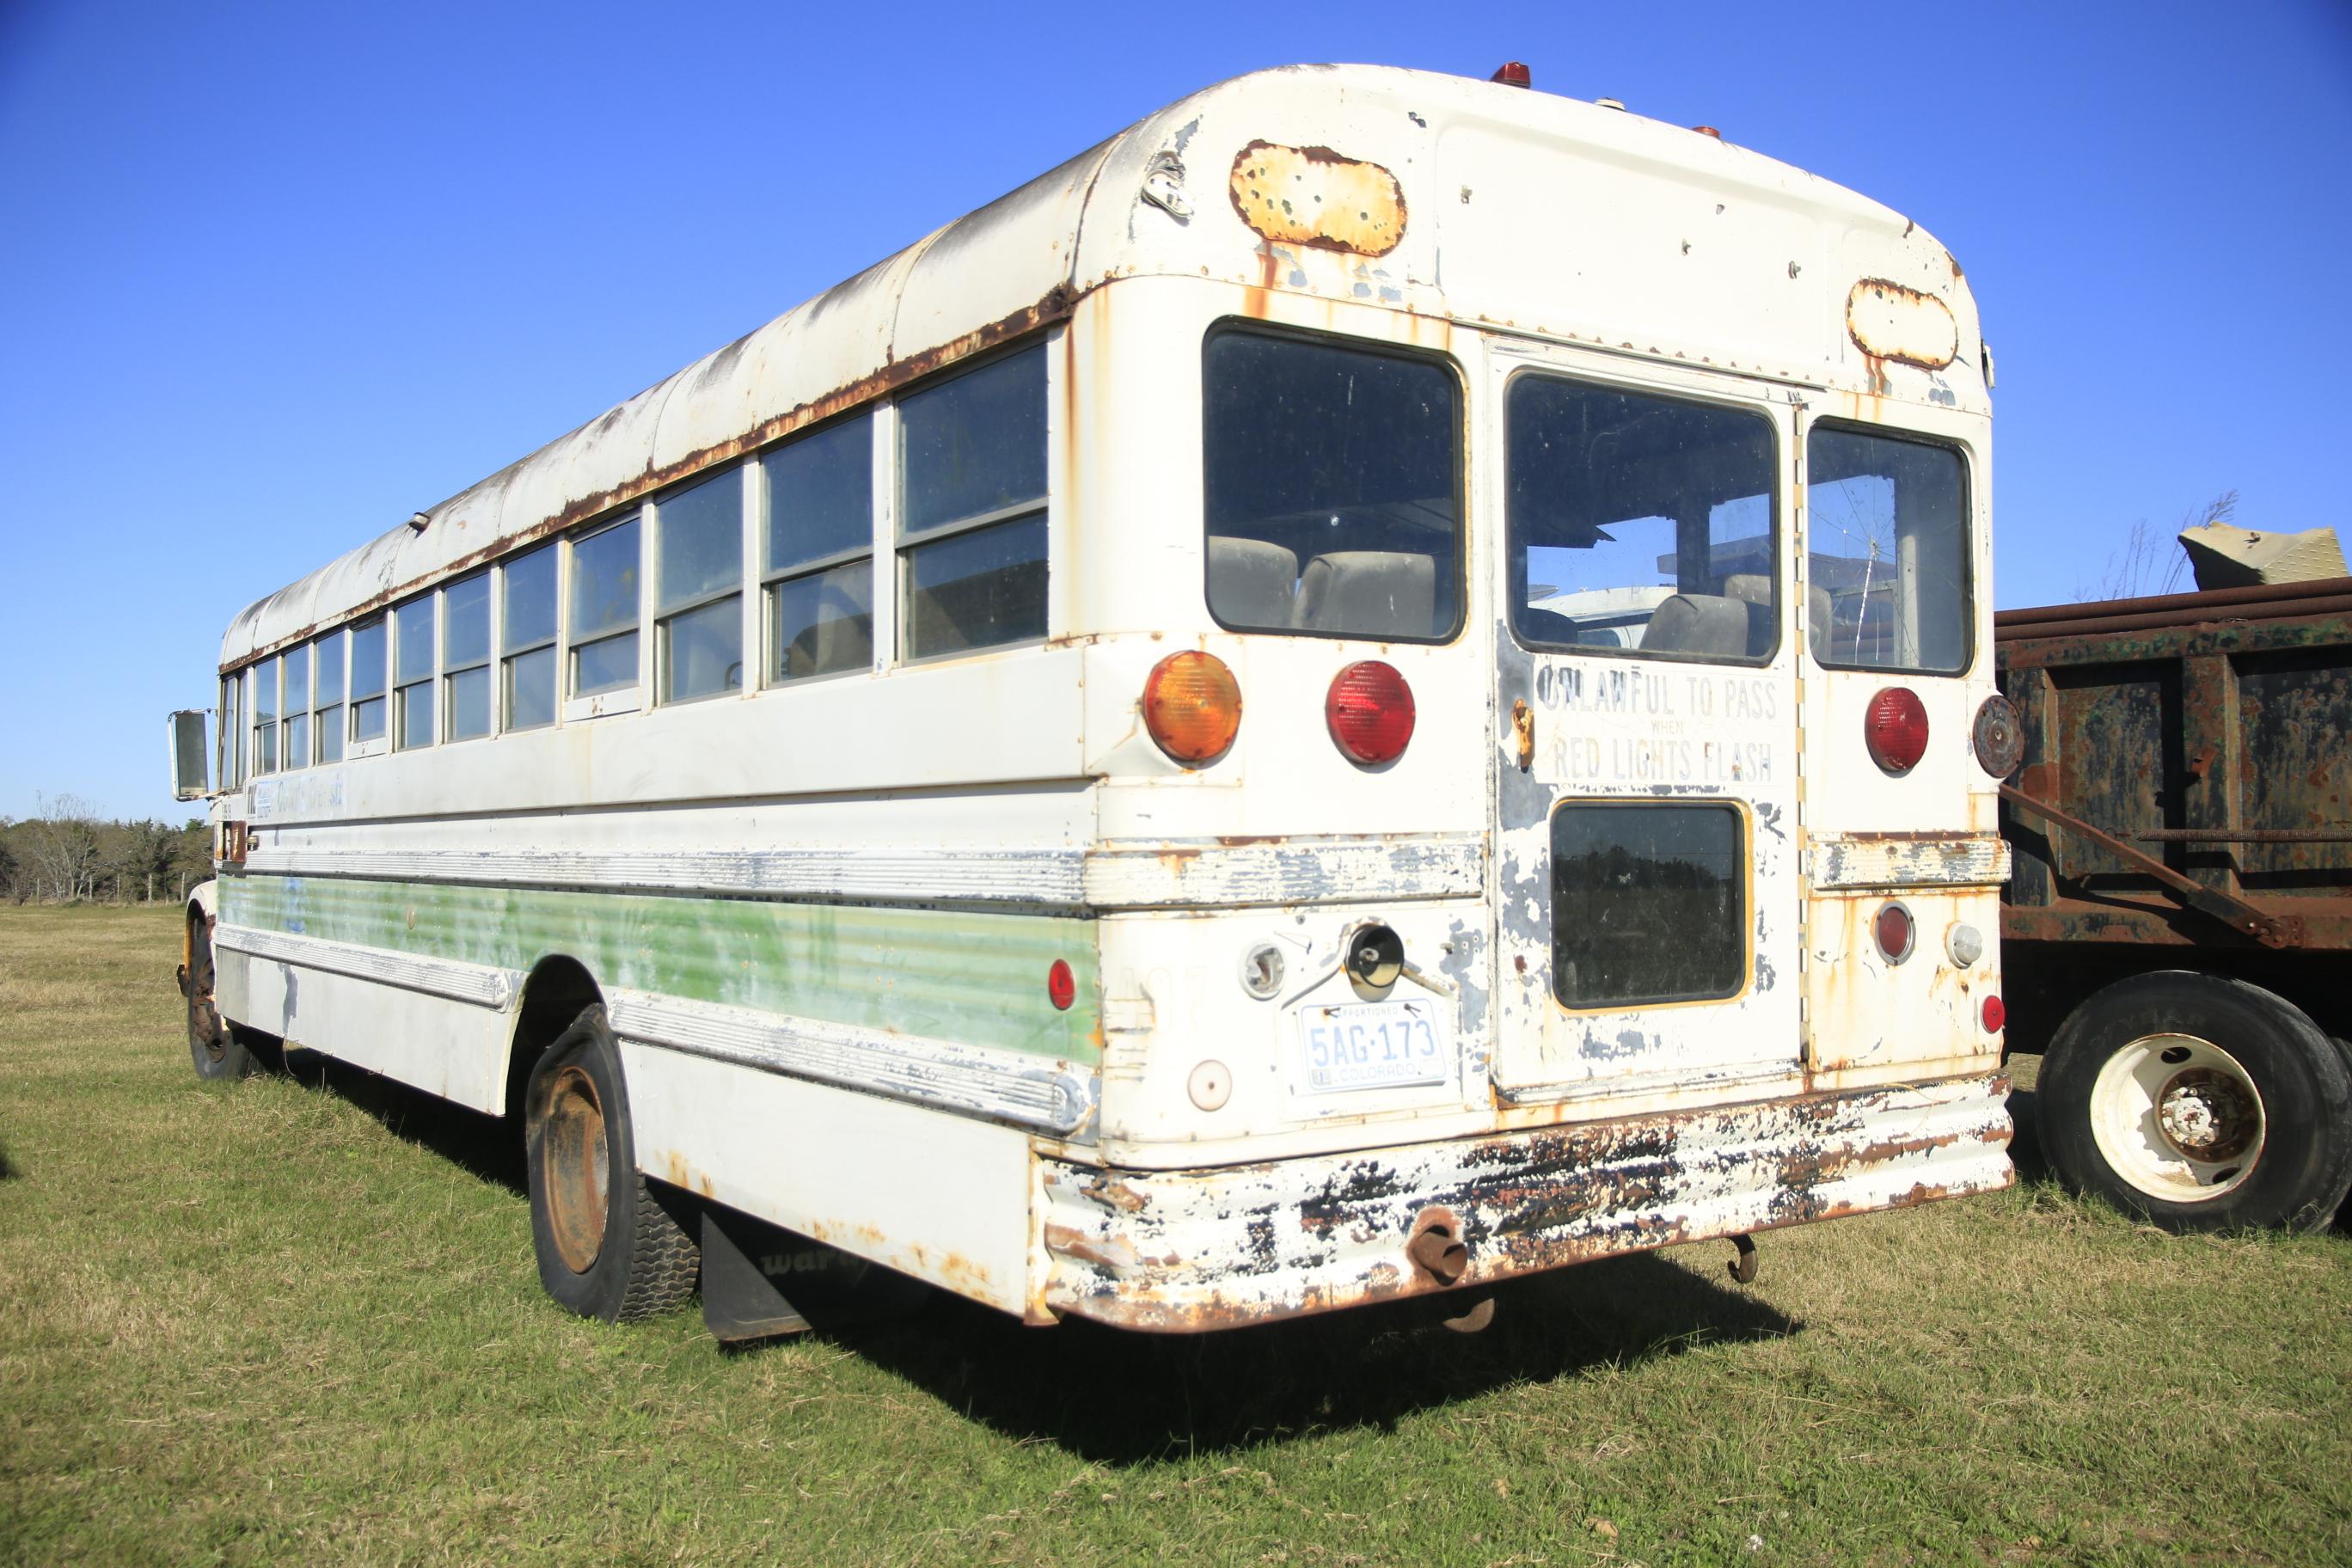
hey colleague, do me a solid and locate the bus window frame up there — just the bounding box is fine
[563,512,647,720]
[1801,419,1976,678]
[893,340,1052,667]
[652,463,750,709]
[347,616,390,758]
[1198,318,1468,647]
[1501,366,1784,667]
[499,542,560,733]
[760,407,879,689]
[442,568,495,743]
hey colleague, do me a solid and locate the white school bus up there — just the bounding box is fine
[172,63,2015,1337]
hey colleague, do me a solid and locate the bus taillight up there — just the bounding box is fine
[1142,651,1242,764]
[1864,687,1930,775]
[1326,662,1415,765]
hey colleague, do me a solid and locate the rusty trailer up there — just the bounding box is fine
[1997,577,2352,1229]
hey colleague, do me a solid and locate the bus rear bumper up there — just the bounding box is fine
[1036,1071,2012,1332]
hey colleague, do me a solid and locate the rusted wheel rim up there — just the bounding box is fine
[192,1004,225,1063]
[542,1064,612,1273]
[2089,1032,2266,1203]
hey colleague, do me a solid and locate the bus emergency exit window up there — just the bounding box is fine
[1551,802,1746,1008]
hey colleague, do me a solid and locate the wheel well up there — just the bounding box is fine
[2005,942,2350,1053]
[503,957,604,1122]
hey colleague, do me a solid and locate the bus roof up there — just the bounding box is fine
[222,62,1986,671]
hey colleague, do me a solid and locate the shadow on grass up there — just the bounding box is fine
[280,1046,526,1196]
[2005,1081,2051,1185]
[781,1250,1798,1465]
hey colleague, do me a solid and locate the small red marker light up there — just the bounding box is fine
[1874,902,1915,964]
[1864,687,1931,775]
[1048,960,1075,1012]
[1326,662,1417,765]
[1490,61,1531,89]
[1981,995,2006,1033]
[1692,126,1723,139]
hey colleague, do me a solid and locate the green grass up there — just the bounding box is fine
[2,903,2348,1565]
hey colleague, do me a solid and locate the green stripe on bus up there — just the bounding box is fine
[218,874,1100,1063]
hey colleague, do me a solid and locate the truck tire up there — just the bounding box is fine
[185,916,258,1081]
[524,1005,699,1322]
[2039,971,2352,1232]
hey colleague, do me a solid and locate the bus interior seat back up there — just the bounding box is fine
[1640,592,1755,658]
[1722,573,1792,659]
[787,579,870,675]
[1207,536,1301,628]
[1294,550,1436,638]
[1727,574,1839,664]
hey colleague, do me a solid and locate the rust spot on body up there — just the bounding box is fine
[1228,141,1406,257]
[1847,277,1957,371]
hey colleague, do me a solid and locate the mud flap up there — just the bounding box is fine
[700,1206,931,1344]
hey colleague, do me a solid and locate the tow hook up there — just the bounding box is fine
[1727,1233,1759,1284]
[1407,1210,1469,1285]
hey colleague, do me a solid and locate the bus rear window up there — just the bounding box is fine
[1805,428,1969,673]
[1204,329,1460,641]
[1507,377,1778,663]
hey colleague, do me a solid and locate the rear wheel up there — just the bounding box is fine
[2040,971,2352,1232]
[184,916,257,1081]
[524,1006,698,1321]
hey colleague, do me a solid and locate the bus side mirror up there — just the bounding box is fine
[169,710,211,800]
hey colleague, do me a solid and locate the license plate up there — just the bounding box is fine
[1294,997,1452,1094]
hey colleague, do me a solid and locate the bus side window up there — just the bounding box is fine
[764,414,873,683]
[568,518,642,704]
[502,544,558,731]
[393,594,437,749]
[251,655,279,775]
[654,469,745,704]
[219,671,242,788]
[444,572,492,740]
[897,345,1048,660]
[313,631,346,763]
[349,618,388,748]
[281,641,309,770]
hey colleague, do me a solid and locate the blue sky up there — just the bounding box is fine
[3,0,2347,822]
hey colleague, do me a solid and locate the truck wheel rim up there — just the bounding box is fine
[543,1065,611,1273]
[2089,1032,2265,1203]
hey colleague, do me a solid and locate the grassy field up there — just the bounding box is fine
[2,903,2347,1566]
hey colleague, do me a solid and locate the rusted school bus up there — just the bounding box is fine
[170,64,2015,1338]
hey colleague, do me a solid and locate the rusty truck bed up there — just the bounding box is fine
[1994,576,2352,1044]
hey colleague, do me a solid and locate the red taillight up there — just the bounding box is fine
[1865,687,1931,775]
[1048,960,1075,1011]
[1326,662,1416,765]
[1874,901,1915,964]
[1981,995,2006,1033]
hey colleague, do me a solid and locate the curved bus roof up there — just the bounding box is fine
[223,62,1987,671]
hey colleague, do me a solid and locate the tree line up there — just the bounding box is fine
[1,794,212,905]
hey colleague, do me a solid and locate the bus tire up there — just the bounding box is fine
[185,916,257,1081]
[2039,971,2352,1233]
[524,1006,698,1322]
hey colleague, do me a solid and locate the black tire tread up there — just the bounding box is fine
[614,1180,700,1322]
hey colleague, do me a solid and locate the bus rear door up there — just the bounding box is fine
[1491,352,1804,1109]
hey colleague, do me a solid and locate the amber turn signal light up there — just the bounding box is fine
[1142,651,1241,764]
